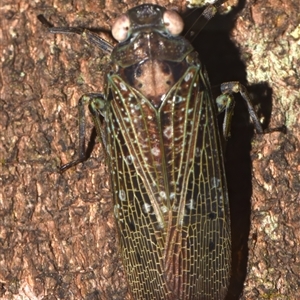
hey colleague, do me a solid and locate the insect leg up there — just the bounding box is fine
[186,0,229,40]
[60,93,106,172]
[216,81,264,140]
[37,15,113,54]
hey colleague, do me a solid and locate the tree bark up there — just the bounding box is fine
[1,0,299,299]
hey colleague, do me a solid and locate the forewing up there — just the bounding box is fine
[106,75,173,299]
[160,66,231,299]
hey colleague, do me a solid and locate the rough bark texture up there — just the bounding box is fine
[1,0,299,299]
[233,1,300,299]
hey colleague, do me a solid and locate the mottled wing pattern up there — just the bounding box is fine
[107,74,172,299]
[105,64,230,299]
[161,66,231,299]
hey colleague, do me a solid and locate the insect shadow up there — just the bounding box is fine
[183,1,273,299]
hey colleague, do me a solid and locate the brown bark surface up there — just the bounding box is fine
[1,0,299,299]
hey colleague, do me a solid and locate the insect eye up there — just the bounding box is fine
[163,10,184,36]
[112,14,131,42]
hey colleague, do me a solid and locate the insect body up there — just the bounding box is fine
[103,5,232,299]
[39,2,265,299]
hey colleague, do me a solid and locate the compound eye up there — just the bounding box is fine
[163,10,184,36]
[112,14,130,42]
